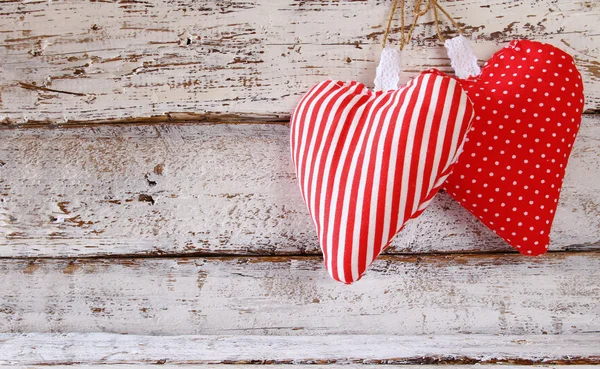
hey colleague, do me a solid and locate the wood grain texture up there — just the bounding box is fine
[1,119,599,257]
[0,253,599,335]
[6,367,600,369]
[0,0,599,125]
[1,334,600,365]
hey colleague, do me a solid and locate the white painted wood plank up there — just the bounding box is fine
[10,366,600,369]
[1,118,599,257]
[1,333,599,365]
[0,0,599,125]
[0,253,598,335]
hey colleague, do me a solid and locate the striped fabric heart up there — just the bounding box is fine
[291,71,474,283]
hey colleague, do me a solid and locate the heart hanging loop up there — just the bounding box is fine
[445,35,480,79]
[426,1,480,79]
[377,0,430,91]
[429,0,464,44]
[401,0,433,51]
[381,0,434,51]
[374,48,403,91]
[376,0,405,91]
[380,0,401,49]
[376,0,469,90]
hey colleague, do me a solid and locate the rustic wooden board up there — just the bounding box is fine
[0,253,599,335]
[6,367,600,369]
[1,119,599,257]
[1,334,600,365]
[1,0,599,125]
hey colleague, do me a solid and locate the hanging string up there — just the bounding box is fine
[399,0,406,48]
[381,0,401,49]
[430,0,464,43]
[401,0,430,50]
[381,0,463,50]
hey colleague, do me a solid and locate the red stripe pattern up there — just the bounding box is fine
[291,71,474,283]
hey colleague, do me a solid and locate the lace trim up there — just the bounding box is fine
[445,35,480,79]
[374,48,402,91]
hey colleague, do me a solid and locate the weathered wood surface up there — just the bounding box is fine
[0,253,599,335]
[1,119,599,257]
[2,334,600,365]
[1,0,599,126]
[6,367,600,369]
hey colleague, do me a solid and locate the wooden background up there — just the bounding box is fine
[0,0,599,366]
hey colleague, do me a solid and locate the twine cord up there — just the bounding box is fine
[402,0,430,50]
[431,0,464,42]
[381,0,400,49]
[381,0,463,49]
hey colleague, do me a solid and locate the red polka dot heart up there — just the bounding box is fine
[444,40,584,255]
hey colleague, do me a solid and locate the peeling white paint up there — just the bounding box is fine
[0,0,598,124]
[1,334,600,365]
[0,254,598,335]
[0,119,598,257]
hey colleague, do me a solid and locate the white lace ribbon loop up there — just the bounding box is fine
[374,47,403,91]
[445,35,480,79]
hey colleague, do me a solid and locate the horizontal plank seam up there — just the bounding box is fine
[1,113,599,129]
[0,115,289,129]
[1,248,598,261]
[4,357,600,366]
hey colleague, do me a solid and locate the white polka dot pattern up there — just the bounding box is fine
[443,40,584,255]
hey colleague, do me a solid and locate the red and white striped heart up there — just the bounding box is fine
[291,71,474,283]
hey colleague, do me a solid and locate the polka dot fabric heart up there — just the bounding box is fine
[444,40,584,255]
[291,71,473,283]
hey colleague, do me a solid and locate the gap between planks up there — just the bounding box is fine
[4,367,600,369]
[0,113,598,130]
[0,248,598,261]
[0,113,290,130]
